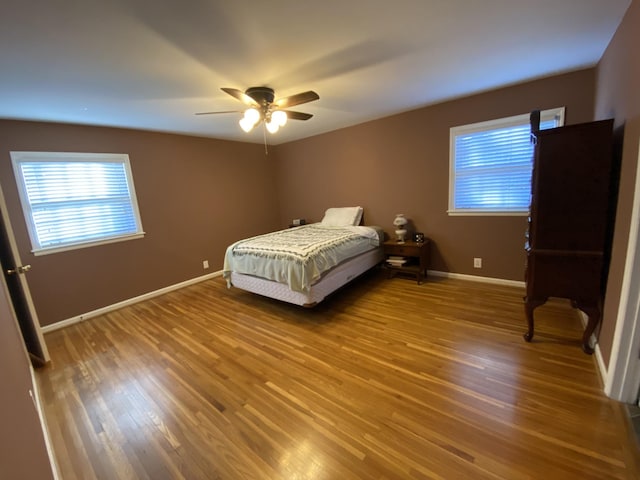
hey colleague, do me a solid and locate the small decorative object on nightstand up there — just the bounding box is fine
[288,218,306,228]
[393,213,408,243]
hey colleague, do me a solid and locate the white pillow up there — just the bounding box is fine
[320,206,363,226]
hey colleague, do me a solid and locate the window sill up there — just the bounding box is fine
[447,210,528,217]
[32,232,145,256]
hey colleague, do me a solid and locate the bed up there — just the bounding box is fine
[222,207,384,306]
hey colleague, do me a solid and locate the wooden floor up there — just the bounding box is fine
[37,271,640,479]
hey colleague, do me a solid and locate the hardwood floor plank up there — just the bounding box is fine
[37,272,640,479]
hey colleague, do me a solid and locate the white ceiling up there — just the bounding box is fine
[0,0,631,145]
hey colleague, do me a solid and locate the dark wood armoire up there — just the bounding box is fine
[523,115,616,354]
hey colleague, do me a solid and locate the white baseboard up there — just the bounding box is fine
[41,270,223,333]
[43,269,521,333]
[428,269,525,288]
[594,343,607,385]
[577,310,607,384]
[42,268,525,335]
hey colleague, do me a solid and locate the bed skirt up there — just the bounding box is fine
[229,247,384,306]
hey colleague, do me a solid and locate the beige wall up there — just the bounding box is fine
[274,69,596,281]
[594,0,640,367]
[0,121,281,326]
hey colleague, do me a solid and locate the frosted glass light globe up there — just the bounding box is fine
[244,108,260,125]
[265,120,279,134]
[239,117,254,132]
[272,110,287,127]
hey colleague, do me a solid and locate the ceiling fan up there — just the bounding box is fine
[196,86,319,134]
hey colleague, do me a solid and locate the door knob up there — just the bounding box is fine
[5,265,31,275]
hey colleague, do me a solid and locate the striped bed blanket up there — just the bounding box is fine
[223,224,381,292]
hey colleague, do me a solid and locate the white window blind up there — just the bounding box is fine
[449,107,564,215]
[11,152,144,255]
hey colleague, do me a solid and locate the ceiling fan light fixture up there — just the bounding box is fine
[198,86,319,136]
[272,110,287,127]
[243,107,261,125]
[265,119,279,134]
[239,116,255,132]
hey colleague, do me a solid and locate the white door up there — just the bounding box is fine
[605,139,640,403]
[0,182,49,363]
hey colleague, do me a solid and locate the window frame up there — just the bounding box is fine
[448,107,565,216]
[10,151,145,256]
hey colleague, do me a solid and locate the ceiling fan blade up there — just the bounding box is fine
[195,110,240,115]
[275,91,319,109]
[284,110,313,121]
[221,87,258,106]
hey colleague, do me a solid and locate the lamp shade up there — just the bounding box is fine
[393,214,408,243]
[393,214,408,227]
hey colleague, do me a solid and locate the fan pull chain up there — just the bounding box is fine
[262,122,269,155]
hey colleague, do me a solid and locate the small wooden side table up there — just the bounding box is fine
[383,239,430,284]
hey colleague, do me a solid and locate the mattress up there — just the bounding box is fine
[223,224,381,292]
[229,247,384,306]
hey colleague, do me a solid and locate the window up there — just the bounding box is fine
[10,152,145,255]
[449,107,565,215]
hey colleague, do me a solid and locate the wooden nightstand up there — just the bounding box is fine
[383,239,430,284]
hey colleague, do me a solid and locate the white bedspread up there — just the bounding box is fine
[223,224,381,292]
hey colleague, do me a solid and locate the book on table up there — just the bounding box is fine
[386,256,407,266]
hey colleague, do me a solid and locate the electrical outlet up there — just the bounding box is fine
[473,257,482,269]
[203,260,209,269]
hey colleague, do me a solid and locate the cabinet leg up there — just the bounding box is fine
[523,298,546,343]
